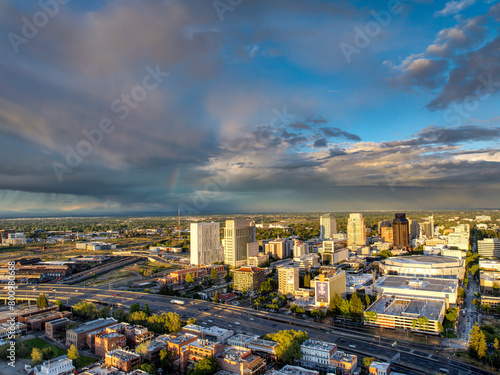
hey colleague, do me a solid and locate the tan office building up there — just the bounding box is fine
[278,267,299,297]
[233,266,266,292]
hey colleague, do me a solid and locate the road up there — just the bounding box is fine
[4,285,494,375]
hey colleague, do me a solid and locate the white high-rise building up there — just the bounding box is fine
[190,222,223,266]
[224,220,257,267]
[347,213,366,247]
[320,214,337,240]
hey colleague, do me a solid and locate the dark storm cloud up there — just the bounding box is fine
[383,125,500,147]
[313,138,328,148]
[320,127,362,141]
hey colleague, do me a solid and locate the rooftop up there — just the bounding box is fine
[331,351,356,362]
[234,266,265,273]
[301,339,336,352]
[383,255,462,266]
[70,318,116,334]
[106,349,140,361]
[219,346,251,363]
[367,295,445,321]
[169,333,197,345]
[375,275,458,294]
[268,365,320,375]
[370,361,390,370]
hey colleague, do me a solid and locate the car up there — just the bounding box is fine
[249,318,254,321]
[349,345,356,348]
[207,320,213,323]
[202,322,207,325]
[234,321,240,325]
[113,294,117,297]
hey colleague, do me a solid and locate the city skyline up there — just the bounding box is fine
[1,0,500,216]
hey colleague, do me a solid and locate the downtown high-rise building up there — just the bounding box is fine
[347,213,366,246]
[190,222,223,266]
[278,266,299,297]
[409,220,420,240]
[320,213,337,240]
[223,219,257,268]
[392,213,409,248]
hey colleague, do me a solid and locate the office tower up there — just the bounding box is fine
[320,241,349,265]
[265,238,293,259]
[378,220,391,235]
[447,224,470,251]
[380,221,393,243]
[224,220,256,268]
[347,213,366,246]
[478,238,500,258]
[320,214,337,240]
[293,239,309,257]
[419,221,432,238]
[232,266,266,292]
[392,213,409,248]
[311,270,346,307]
[278,267,299,297]
[190,222,223,266]
[409,220,420,240]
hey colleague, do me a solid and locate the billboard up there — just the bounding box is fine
[316,281,329,303]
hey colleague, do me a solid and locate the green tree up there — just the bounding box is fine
[54,299,63,309]
[31,348,44,366]
[494,338,499,351]
[458,287,466,300]
[141,363,157,374]
[187,317,197,325]
[185,273,195,283]
[340,299,350,317]
[290,305,306,314]
[477,332,488,361]
[136,343,149,359]
[113,308,129,322]
[349,293,364,321]
[264,330,309,363]
[213,291,220,303]
[328,292,343,318]
[37,293,48,308]
[191,356,219,375]
[129,311,149,326]
[363,357,375,368]
[41,347,54,360]
[144,304,151,316]
[310,309,325,319]
[304,274,311,288]
[159,348,173,372]
[73,301,98,318]
[67,344,79,362]
[98,306,111,318]
[130,303,141,314]
[210,268,218,280]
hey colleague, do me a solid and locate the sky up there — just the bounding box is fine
[0,0,500,216]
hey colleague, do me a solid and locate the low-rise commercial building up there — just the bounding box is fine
[66,318,117,349]
[34,355,75,375]
[25,310,72,331]
[45,318,71,340]
[267,365,319,375]
[369,361,390,375]
[217,346,267,375]
[105,349,141,372]
[297,339,337,372]
[330,351,358,374]
[95,332,126,357]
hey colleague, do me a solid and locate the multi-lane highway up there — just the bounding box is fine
[4,284,494,375]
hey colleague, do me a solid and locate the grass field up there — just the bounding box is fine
[21,338,96,369]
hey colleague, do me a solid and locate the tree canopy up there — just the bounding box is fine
[264,330,309,363]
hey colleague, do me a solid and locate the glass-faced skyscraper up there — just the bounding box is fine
[320,213,337,240]
[393,213,409,248]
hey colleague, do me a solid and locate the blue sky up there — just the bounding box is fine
[0,0,499,215]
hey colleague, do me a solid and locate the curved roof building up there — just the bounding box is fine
[380,255,465,279]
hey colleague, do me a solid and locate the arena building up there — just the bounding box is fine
[379,255,465,279]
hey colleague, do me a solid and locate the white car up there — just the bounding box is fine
[235,321,240,325]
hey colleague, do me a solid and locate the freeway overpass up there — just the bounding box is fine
[3,284,494,375]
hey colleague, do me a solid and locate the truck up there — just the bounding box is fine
[170,299,185,305]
